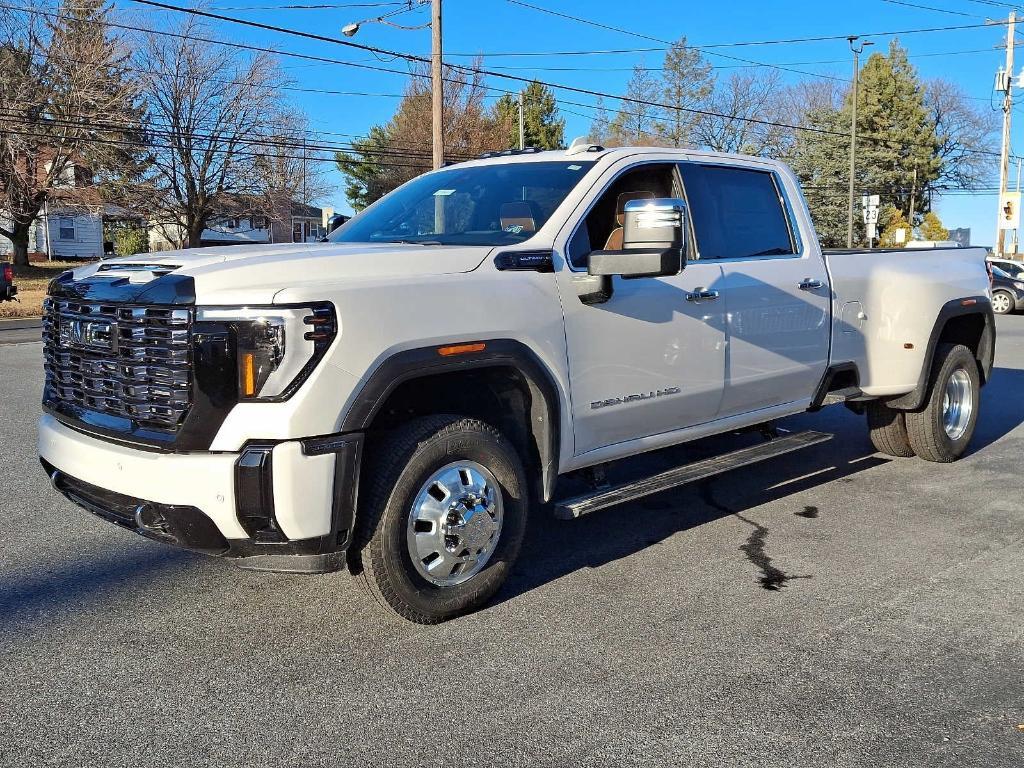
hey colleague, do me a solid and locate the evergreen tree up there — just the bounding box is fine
[494,81,565,150]
[337,61,505,210]
[919,211,949,241]
[788,40,942,248]
[657,36,713,148]
[608,64,663,145]
[879,204,911,247]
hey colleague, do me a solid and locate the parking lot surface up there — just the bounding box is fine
[1,319,1022,768]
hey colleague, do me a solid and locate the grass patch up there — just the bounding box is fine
[0,261,92,319]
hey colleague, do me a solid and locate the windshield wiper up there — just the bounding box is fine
[386,239,444,246]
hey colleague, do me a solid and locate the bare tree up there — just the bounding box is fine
[607,64,664,146]
[133,18,298,248]
[926,78,997,192]
[0,1,140,266]
[692,70,785,156]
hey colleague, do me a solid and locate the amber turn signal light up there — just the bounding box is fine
[438,342,486,357]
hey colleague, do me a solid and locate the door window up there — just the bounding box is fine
[678,164,797,260]
[566,163,680,270]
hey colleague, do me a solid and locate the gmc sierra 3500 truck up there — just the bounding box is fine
[38,142,995,623]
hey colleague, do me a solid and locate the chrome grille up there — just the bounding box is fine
[42,298,193,430]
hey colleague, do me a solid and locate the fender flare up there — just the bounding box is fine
[340,339,562,502]
[885,295,995,411]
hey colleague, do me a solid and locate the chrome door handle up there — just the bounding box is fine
[799,278,824,290]
[686,288,720,302]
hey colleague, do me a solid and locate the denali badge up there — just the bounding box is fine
[591,386,681,410]
[61,319,116,351]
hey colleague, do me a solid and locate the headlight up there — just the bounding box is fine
[1014,282,1024,291]
[196,304,336,400]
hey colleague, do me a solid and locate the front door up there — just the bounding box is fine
[554,162,728,457]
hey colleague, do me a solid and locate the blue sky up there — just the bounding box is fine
[133,0,1020,241]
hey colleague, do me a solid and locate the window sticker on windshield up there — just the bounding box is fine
[504,225,524,234]
[567,164,582,170]
[433,189,455,196]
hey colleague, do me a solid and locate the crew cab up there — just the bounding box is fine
[38,143,995,623]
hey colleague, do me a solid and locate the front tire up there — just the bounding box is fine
[905,344,980,463]
[352,415,529,624]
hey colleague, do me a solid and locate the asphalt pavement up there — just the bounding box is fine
[0,318,42,346]
[1,320,1022,767]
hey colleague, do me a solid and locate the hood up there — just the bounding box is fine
[61,242,491,305]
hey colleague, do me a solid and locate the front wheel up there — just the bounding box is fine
[905,344,981,463]
[992,290,1014,315]
[352,415,529,624]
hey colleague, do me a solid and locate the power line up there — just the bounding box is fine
[210,2,408,9]
[503,0,1011,49]
[0,109,481,161]
[123,0,1015,161]
[878,0,984,18]
[9,2,1011,164]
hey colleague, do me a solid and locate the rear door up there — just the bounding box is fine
[678,161,830,418]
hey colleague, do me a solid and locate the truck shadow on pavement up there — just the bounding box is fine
[1,372,1019,628]
[0,545,197,634]
[494,365,1024,605]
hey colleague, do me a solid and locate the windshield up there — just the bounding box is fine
[992,265,1012,279]
[993,261,1024,277]
[329,160,596,246]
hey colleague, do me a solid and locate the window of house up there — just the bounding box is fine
[677,164,798,260]
[58,218,75,240]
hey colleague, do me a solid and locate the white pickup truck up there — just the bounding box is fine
[38,144,995,623]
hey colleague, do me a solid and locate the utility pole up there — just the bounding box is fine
[847,37,872,249]
[995,11,1016,258]
[908,167,918,228]
[518,91,525,150]
[431,0,443,170]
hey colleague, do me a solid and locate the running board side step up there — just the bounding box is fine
[554,430,833,520]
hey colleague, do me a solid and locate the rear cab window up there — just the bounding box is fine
[678,163,801,260]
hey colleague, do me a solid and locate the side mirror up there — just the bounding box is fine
[326,213,349,234]
[588,198,687,279]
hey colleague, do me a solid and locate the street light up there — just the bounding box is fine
[343,0,443,170]
[847,36,873,249]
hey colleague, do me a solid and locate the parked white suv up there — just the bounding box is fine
[39,144,995,622]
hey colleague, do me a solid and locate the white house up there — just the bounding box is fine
[149,200,329,251]
[0,157,106,261]
[0,206,105,261]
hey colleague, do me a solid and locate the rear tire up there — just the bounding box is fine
[905,344,980,463]
[352,415,529,624]
[992,290,1014,315]
[866,400,915,457]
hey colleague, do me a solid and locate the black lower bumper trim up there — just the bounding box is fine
[42,459,229,555]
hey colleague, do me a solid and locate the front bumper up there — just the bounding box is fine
[38,415,362,573]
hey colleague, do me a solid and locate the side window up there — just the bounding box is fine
[566,221,592,268]
[566,163,679,270]
[678,164,797,260]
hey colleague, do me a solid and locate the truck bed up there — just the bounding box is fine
[821,246,989,398]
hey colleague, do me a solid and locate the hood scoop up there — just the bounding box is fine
[95,262,181,283]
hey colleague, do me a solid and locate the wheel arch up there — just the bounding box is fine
[340,340,562,502]
[885,295,995,411]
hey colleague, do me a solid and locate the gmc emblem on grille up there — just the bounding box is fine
[61,319,117,351]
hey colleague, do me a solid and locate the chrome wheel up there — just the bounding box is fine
[942,368,974,441]
[406,461,504,587]
[992,291,1013,314]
